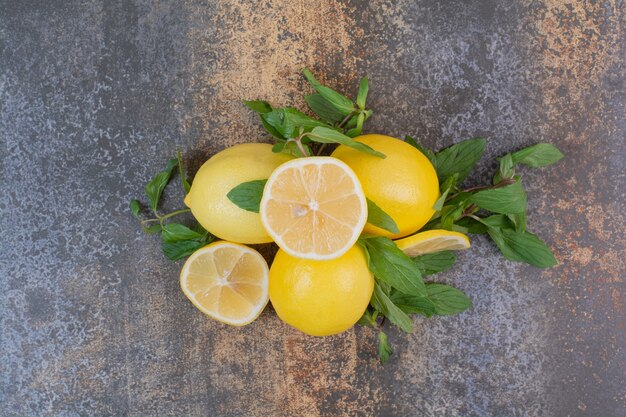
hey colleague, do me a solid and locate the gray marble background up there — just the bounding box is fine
[1,1,624,416]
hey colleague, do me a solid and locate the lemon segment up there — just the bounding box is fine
[259,157,367,260]
[180,241,269,326]
[394,229,471,257]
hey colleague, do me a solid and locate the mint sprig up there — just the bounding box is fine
[246,68,375,156]
[130,155,215,260]
[359,139,562,364]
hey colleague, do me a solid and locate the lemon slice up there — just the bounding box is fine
[180,241,269,326]
[260,157,367,260]
[395,229,471,257]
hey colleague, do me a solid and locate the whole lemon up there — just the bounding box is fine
[269,245,374,336]
[331,134,439,239]
[184,143,293,244]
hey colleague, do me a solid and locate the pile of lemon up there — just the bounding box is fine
[180,134,469,336]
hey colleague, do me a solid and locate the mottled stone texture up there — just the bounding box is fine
[1,0,624,416]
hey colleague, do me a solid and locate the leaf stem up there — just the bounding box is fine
[140,208,191,226]
[287,137,310,157]
[338,111,355,130]
[462,178,516,193]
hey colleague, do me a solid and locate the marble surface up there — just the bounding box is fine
[1,1,624,416]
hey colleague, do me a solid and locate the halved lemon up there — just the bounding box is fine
[259,157,367,260]
[180,241,269,326]
[395,229,471,257]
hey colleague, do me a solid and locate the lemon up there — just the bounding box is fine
[184,143,293,244]
[260,157,367,260]
[180,241,269,326]
[395,229,470,257]
[331,134,439,239]
[269,245,374,336]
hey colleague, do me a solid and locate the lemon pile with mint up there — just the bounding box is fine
[131,69,562,363]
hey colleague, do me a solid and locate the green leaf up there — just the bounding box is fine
[345,112,365,137]
[243,100,273,114]
[302,68,354,115]
[434,138,486,183]
[144,158,178,212]
[305,94,345,123]
[494,153,514,184]
[130,199,141,218]
[161,223,204,243]
[371,283,413,332]
[454,217,488,234]
[440,203,464,230]
[470,180,527,214]
[487,228,557,268]
[161,240,204,261]
[378,331,393,364]
[227,179,267,213]
[307,127,385,158]
[426,284,472,315]
[357,77,369,110]
[412,251,457,276]
[478,214,515,229]
[508,211,527,232]
[511,143,564,167]
[262,108,330,139]
[405,135,436,165]
[362,237,426,297]
[433,174,458,211]
[177,148,191,194]
[389,292,437,317]
[142,224,162,234]
[357,308,377,327]
[366,198,399,234]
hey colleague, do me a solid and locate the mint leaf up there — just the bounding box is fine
[243,100,272,114]
[454,217,488,234]
[357,308,377,327]
[389,292,437,317]
[433,174,458,211]
[305,94,345,123]
[405,135,436,165]
[478,214,515,229]
[440,203,465,230]
[494,153,514,184]
[227,179,267,213]
[262,108,329,139]
[470,180,526,214]
[161,240,204,261]
[362,237,427,297]
[366,198,399,234]
[130,199,141,218]
[145,158,178,212]
[161,223,204,243]
[378,331,393,364]
[345,112,365,137]
[177,148,191,194]
[371,283,413,332]
[511,143,564,167]
[426,284,472,315]
[302,68,354,114]
[142,224,162,234]
[487,228,557,268]
[307,127,385,158]
[434,138,485,183]
[356,77,369,110]
[508,211,527,232]
[412,251,457,276]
